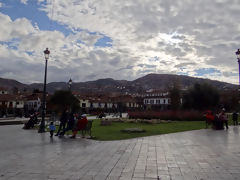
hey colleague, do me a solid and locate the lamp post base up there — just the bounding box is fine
[38,126,45,133]
[38,129,45,133]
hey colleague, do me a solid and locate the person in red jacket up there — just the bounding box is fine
[70,114,88,138]
[205,110,215,128]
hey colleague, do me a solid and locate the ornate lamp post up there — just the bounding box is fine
[38,48,50,133]
[236,49,240,88]
[68,78,73,91]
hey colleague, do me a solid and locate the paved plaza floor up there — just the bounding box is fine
[0,125,240,180]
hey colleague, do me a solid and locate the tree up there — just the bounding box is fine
[49,90,80,112]
[183,83,219,110]
[220,90,240,111]
[169,84,181,110]
[12,87,19,94]
[33,88,41,93]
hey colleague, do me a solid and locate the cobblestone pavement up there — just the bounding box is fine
[0,125,240,180]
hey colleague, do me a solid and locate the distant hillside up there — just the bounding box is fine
[132,74,237,90]
[0,78,28,91]
[0,74,237,94]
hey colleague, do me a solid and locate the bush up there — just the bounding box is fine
[128,110,203,121]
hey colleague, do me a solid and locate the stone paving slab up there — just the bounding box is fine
[0,125,240,180]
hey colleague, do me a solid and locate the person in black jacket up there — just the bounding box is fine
[60,111,76,136]
[232,111,238,126]
[55,109,69,136]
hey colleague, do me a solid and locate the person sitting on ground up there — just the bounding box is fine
[49,121,56,138]
[23,112,39,129]
[232,111,238,126]
[70,114,88,139]
[219,108,228,129]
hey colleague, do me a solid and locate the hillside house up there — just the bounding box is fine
[0,87,8,95]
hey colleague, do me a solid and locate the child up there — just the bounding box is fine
[49,121,56,138]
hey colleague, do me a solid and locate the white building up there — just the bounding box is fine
[0,87,8,95]
[143,91,170,110]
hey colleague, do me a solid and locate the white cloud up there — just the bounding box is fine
[1,0,240,85]
[0,13,34,41]
[20,0,28,5]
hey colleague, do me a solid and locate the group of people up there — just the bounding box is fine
[205,108,238,130]
[49,109,88,139]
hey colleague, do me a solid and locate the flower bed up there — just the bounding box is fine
[128,110,203,121]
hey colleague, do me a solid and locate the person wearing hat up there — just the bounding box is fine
[70,114,88,138]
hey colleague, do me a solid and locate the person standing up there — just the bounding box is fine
[61,111,76,136]
[55,109,69,136]
[49,121,56,138]
[232,111,238,126]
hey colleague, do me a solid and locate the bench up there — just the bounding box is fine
[82,120,93,137]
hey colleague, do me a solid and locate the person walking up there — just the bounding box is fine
[219,108,228,130]
[55,109,69,136]
[232,111,238,126]
[49,121,56,138]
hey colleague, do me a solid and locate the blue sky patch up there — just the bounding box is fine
[95,35,112,47]
[194,68,220,76]
[177,71,189,76]
[0,0,71,36]
[0,40,18,50]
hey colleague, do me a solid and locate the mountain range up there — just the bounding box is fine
[0,74,238,95]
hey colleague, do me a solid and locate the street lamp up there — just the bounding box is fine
[236,49,240,87]
[38,48,50,133]
[68,78,72,91]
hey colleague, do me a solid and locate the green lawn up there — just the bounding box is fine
[90,120,206,141]
[53,115,236,141]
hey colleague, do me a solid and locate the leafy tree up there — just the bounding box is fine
[183,83,219,110]
[49,90,80,112]
[33,88,41,93]
[169,84,181,110]
[220,90,240,111]
[12,87,19,94]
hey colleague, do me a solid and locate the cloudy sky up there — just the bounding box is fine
[0,0,239,84]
